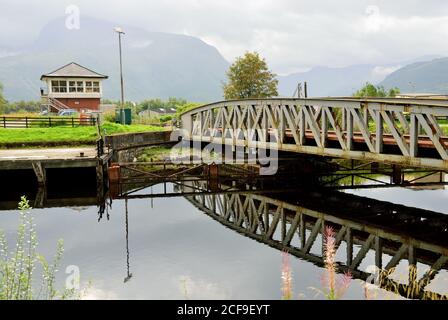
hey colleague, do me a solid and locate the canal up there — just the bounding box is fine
[0,165,447,300]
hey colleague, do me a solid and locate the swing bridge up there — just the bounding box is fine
[179,97,448,170]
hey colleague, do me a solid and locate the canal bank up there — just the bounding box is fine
[0,131,174,195]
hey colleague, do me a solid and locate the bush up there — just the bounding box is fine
[159,114,173,123]
[0,196,87,300]
[103,111,116,123]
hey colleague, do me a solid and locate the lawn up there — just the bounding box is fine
[0,122,166,148]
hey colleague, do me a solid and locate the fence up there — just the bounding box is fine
[1,116,97,128]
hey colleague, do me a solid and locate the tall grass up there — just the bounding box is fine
[306,226,352,300]
[0,196,84,300]
[281,249,292,300]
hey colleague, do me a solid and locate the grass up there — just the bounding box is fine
[137,145,174,162]
[0,122,166,148]
[368,119,448,135]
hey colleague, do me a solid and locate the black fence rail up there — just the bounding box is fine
[1,116,97,128]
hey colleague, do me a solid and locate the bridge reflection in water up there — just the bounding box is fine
[163,179,448,300]
[11,161,446,299]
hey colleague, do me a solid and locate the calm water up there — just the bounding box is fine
[0,181,447,300]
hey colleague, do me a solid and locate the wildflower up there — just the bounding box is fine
[313,226,352,300]
[281,249,293,300]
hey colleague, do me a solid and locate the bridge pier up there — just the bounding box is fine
[32,161,46,186]
[391,165,403,185]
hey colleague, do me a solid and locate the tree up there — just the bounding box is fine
[223,52,278,100]
[353,82,400,98]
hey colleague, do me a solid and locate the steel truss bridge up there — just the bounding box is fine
[180,97,448,170]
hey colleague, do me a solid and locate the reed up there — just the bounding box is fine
[309,226,352,300]
[281,249,293,300]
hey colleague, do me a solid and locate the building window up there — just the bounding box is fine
[93,81,100,93]
[69,81,84,93]
[86,81,92,93]
[77,81,84,92]
[86,81,100,93]
[51,80,67,93]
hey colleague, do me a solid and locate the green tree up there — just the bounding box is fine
[223,52,278,100]
[387,87,400,97]
[353,82,400,98]
[175,102,201,118]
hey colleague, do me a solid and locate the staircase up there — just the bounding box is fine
[41,97,70,112]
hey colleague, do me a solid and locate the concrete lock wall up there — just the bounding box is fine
[104,131,173,151]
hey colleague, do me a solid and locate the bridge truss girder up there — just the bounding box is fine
[181,98,448,169]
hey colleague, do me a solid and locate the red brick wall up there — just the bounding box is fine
[54,98,101,112]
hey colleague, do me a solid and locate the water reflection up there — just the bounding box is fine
[171,179,448,299]
[0,166,447,299]
[124,199,132,283]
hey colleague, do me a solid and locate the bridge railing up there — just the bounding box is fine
[180,98,448,169]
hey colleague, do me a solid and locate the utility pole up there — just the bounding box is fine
[295,83,302,98]
[294,82,308,98]
[114,27,125,125]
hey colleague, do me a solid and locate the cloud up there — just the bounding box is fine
[371,65,402,82]
[81,286,119,300]
[0,0,448,73]
[177,275,231,299]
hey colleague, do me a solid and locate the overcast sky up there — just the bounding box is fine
[1,0,448,74]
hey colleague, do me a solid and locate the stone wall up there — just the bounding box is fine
[105,130,173,151]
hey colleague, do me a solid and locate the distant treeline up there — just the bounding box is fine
[352,82,400,98]
[0,100,42,114]
[0,81,201,116]
[102,97,201,121]
[103,97,194,114]
[0,83,42,114]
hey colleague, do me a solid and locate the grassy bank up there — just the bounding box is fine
[0,122,166,148]
[137,145,174,162]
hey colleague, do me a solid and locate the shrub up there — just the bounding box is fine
[0,196,86,300]
[103,111,116,123]
[159,114,173,123]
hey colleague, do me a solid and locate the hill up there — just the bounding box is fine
[0,16,229,102]
[379,57,448,94]
[277,64,386,97]
[277,55,442,97]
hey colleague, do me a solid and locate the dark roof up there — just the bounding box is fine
[41,62,108,80]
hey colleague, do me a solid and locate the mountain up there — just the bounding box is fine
[277,64,386,97]
[0,17,229,102]
[379,57,448,94]
[277,55,442,97]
